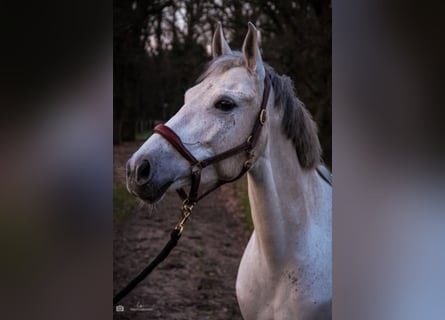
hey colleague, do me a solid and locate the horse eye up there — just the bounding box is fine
[214,99,237,111]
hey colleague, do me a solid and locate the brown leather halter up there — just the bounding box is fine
[153,75,271,206]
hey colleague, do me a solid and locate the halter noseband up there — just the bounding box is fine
[153,75,271,206]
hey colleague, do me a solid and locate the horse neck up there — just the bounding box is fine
[247,120,329,266]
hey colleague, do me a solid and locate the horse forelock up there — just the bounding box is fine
[196,52,244,83]
[196,54,321,169]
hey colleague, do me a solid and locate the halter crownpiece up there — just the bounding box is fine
[153,74,271,206]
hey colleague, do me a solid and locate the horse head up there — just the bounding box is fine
[126,23,270,203]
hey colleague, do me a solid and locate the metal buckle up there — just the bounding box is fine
[259,109,266,125]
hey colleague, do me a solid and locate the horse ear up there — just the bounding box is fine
[212,22,232,58]
[242,22,264,74]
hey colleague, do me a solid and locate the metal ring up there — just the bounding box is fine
[181,199,194,213]
[244,159,252,168]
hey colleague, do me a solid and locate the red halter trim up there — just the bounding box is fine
[153,74,271,204]
[153,125,199,166]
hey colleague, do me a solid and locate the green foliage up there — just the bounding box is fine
[113,182,138,221]
[234,177,254,232]
[135,129,152,141]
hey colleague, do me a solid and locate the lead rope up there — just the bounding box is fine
[113,200,194,306]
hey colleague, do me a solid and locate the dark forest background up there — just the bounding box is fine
[114,0,331,167]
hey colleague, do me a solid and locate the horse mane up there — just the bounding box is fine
[197,53,321,169]
[265,65,321,169]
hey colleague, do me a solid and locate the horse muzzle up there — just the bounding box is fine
[126,139,192,203]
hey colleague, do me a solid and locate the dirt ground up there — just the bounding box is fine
[113,142,251,319]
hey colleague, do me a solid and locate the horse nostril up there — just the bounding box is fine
[135,160,151,185]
